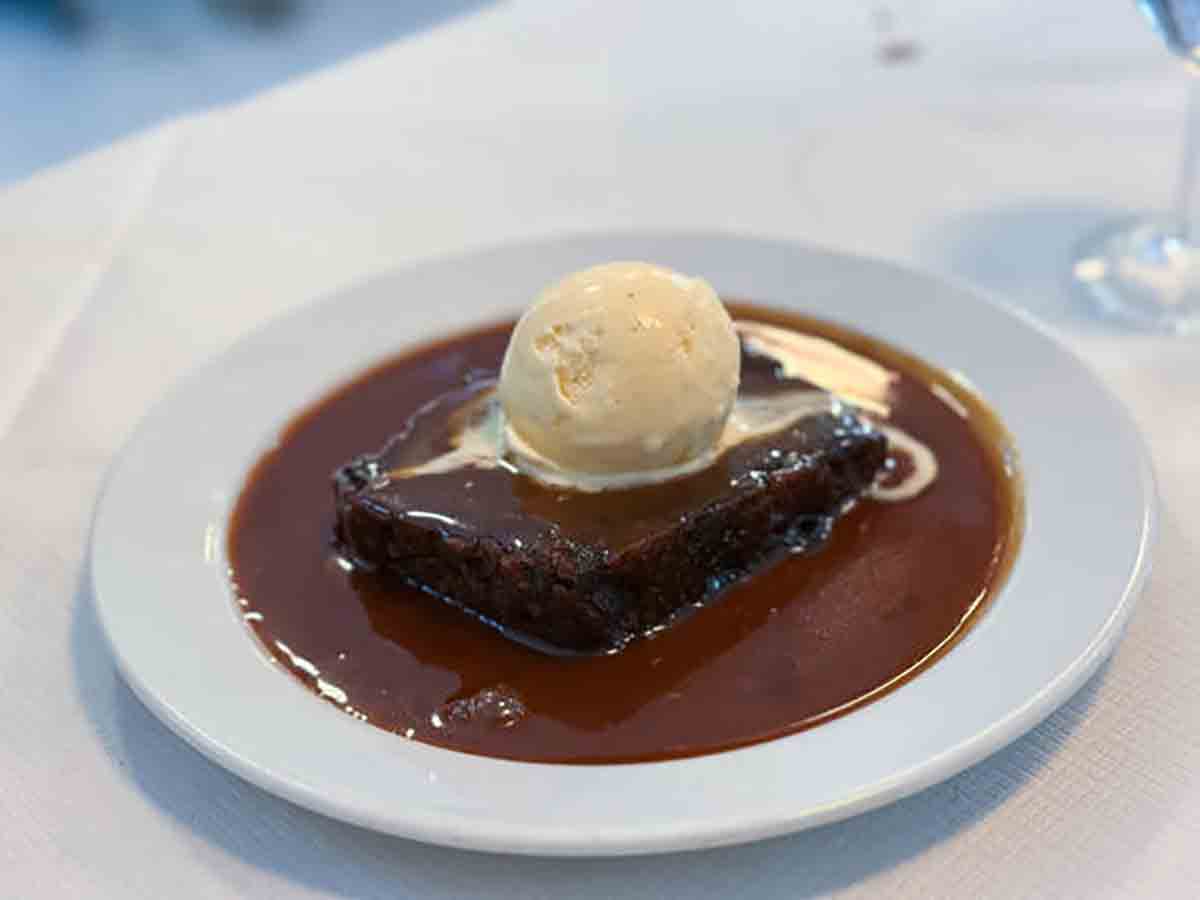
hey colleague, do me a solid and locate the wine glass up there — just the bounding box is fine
[1072,0,1200,333]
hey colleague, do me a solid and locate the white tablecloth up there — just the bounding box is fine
[3,2,1198,896]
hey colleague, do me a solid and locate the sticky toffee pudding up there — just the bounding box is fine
[229,294,1020,764]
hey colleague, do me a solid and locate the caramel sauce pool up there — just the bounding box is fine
[228,304,1022,764]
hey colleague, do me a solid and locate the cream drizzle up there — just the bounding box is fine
[736,321,897,416]
[871,425,938,502]
[393,389,840,492]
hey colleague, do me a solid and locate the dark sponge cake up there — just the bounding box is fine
[332,386,887,655]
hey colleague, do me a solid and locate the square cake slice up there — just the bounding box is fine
[333,389,887,655]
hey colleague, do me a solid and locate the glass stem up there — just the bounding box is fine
[1174,73,1200,240]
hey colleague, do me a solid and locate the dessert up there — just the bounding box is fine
[332,263,899,654]
[228,279,1020,764]
[333,400,886,654]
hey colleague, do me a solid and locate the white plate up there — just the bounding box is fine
[90,233,1156,857]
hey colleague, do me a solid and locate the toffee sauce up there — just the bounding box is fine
[228,304,1021,764]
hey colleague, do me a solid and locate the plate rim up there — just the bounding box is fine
[89,230,1158,856]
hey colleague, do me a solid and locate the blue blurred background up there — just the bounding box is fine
[0,0,489,186]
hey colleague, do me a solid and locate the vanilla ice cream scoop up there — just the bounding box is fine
[498,262,740,482]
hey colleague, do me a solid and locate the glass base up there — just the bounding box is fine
[1073,218,1200,334]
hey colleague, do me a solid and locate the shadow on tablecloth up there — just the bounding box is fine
[914,201,1140,335]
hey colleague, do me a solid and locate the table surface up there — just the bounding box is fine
[0,0,492,185]
[3,2,1198,897]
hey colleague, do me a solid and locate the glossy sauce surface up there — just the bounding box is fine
[228,304,1020,764]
